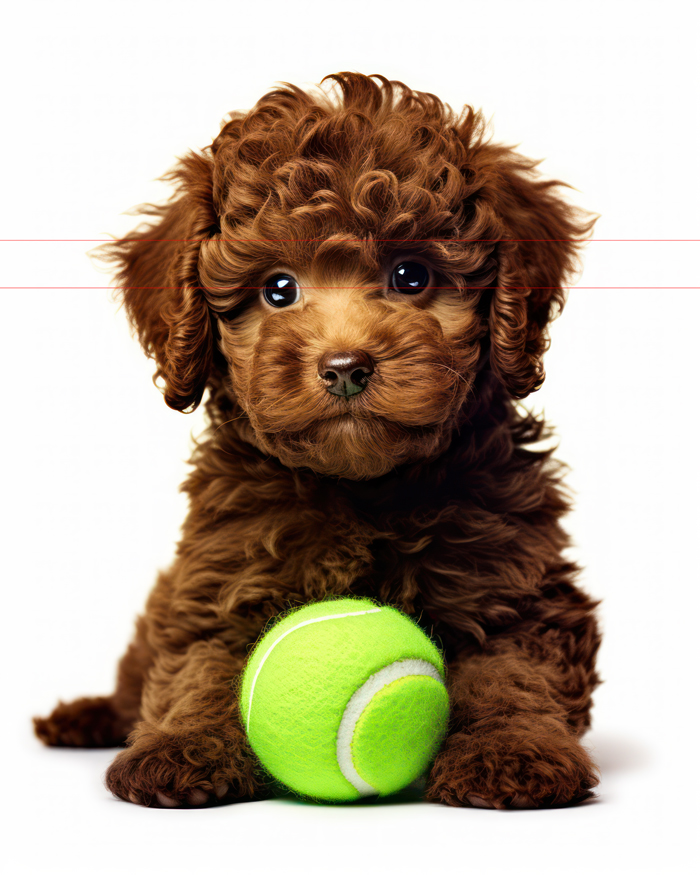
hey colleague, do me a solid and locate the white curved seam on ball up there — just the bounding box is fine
[245,607,382,733]
[336,659,445,797]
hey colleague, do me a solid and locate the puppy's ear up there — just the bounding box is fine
[96,152,218,412]
[470,141,595,398]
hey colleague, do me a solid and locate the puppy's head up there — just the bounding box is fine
[101,73,593,480]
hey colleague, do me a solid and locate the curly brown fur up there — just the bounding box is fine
[35,73,601,810]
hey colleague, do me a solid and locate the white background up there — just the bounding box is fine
[2,1,699,872]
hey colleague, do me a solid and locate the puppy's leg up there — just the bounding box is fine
[425,650,599,809]
[433,664,599,811]
[33,614,152,748]
[425,585,601,810]
[105,639,265,807]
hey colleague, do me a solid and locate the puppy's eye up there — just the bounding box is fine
[391,262,430,294]
[263,274,300,308]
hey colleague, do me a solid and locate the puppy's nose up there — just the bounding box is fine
[318,351,374,397]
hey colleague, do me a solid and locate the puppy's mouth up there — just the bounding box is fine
[320,406,376,424]
[248,406,452,480]
[316,407,442,438]
[249,380,458,435]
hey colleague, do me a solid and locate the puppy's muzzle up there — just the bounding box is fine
[318,351,374,397]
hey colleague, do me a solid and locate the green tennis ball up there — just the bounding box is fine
[239,596,449,802]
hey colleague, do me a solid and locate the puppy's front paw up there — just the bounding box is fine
[105,723,266,808]
[425,723,599,810]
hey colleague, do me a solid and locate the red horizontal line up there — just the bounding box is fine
[3,286,698,291]
[0,238,698,244]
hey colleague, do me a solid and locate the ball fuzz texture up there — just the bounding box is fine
[239,597,449,802]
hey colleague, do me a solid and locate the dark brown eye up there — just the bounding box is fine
[391,262,430,294]
[263,274,300,308]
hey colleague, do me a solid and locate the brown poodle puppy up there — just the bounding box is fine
[34,72,602,810]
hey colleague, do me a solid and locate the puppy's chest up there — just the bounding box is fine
[213,493,500,626]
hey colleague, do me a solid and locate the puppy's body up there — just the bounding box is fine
[35,74,601,809]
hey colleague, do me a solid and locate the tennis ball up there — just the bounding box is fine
[239,596,449,802]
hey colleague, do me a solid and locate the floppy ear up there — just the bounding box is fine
[97,151,218,412]
[470,141,595,398]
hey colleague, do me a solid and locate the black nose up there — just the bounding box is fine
[318,351,374,397]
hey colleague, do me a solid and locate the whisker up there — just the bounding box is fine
[251,383,317,419]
